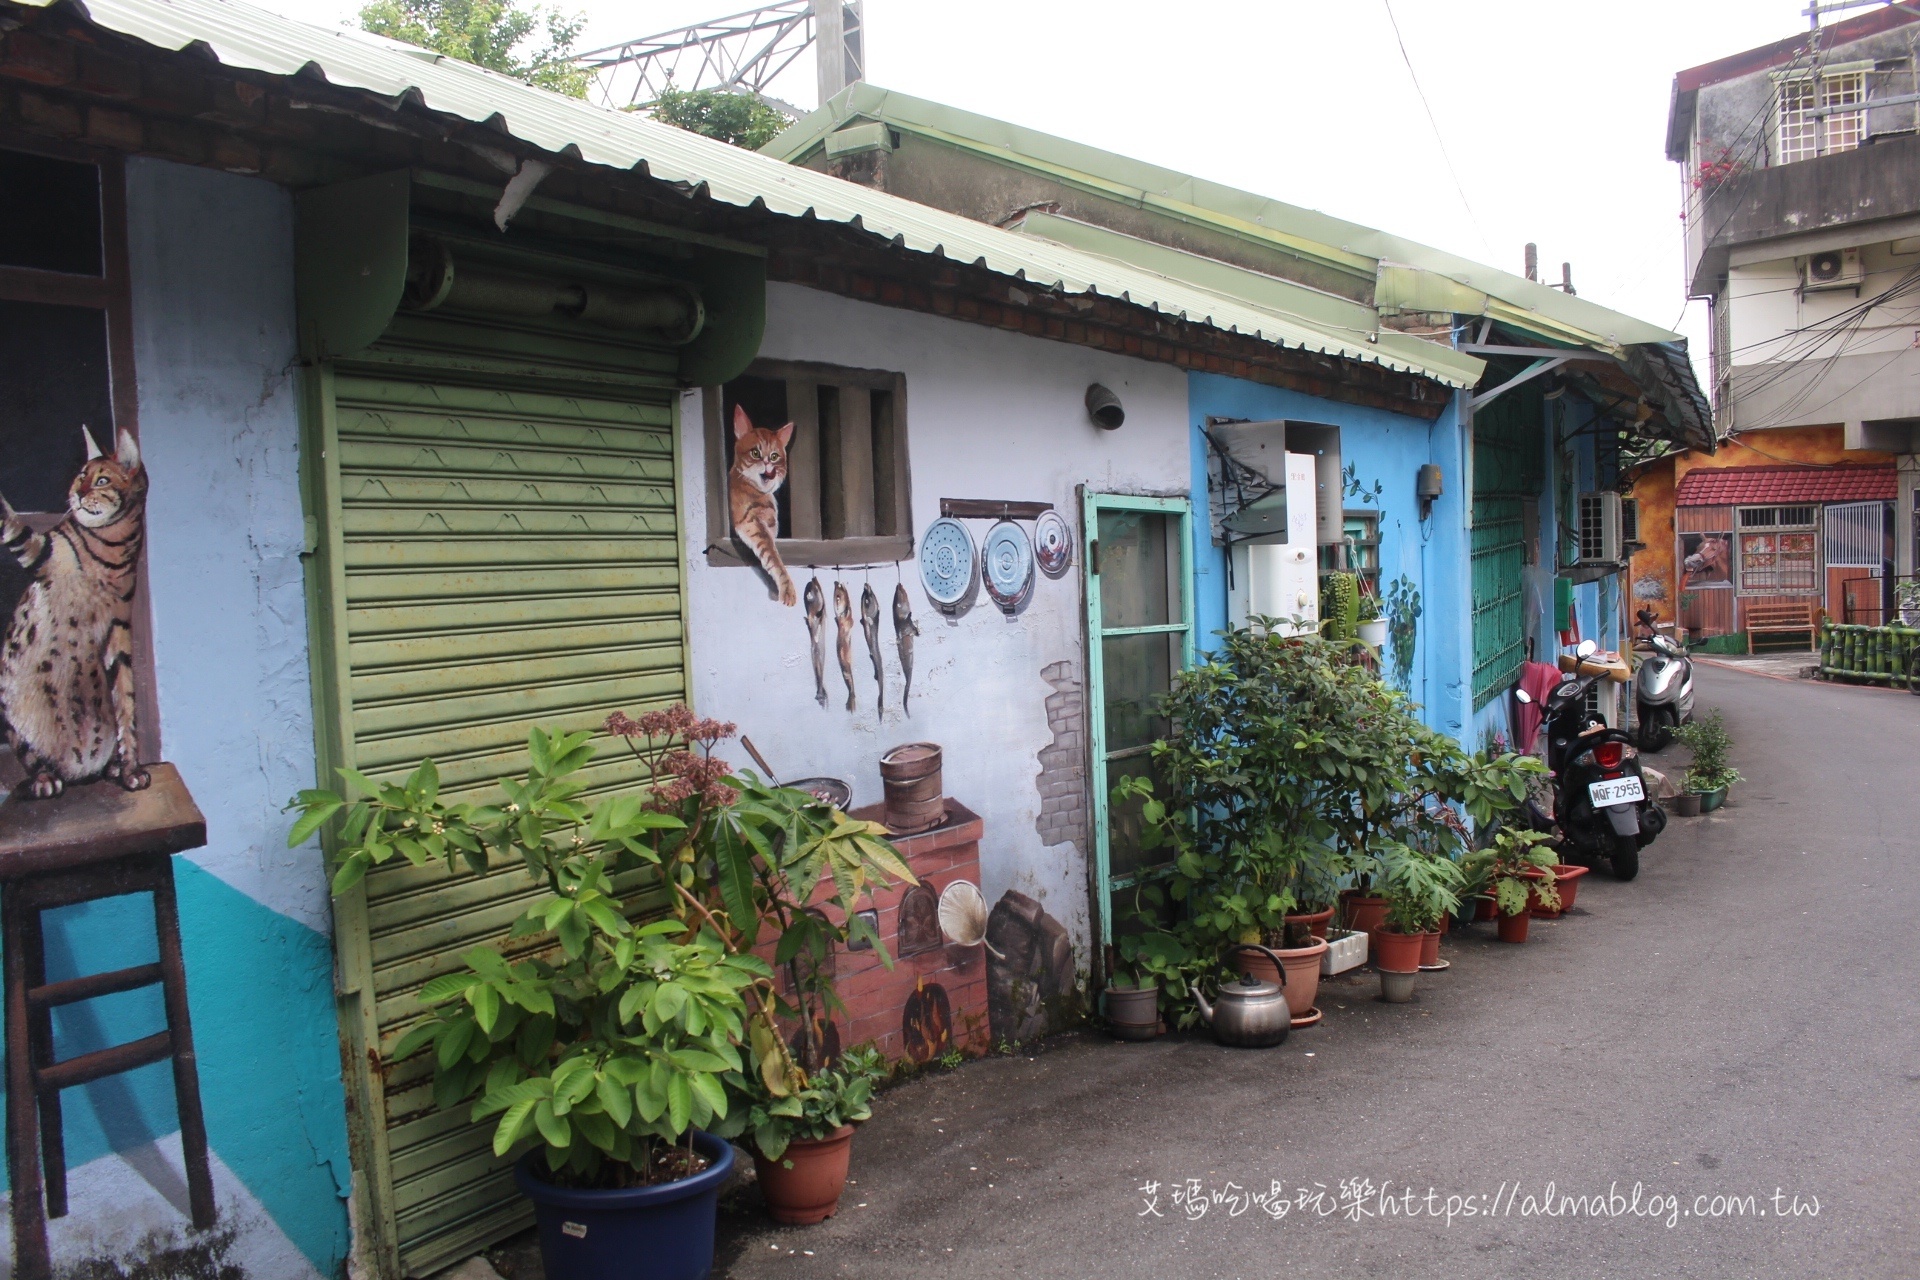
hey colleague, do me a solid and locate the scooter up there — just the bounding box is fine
[1514,640,1666,882]
[1632,606,1694,751]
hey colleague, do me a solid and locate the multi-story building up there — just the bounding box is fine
[1644,3,1920,637]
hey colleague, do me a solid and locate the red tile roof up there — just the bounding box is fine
[1674,463,1895,508]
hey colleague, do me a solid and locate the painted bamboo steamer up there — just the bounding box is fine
[879,741,945,833]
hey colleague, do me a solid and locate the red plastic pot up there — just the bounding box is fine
[1531,865,1591,918]
[1342,893,1389,937]
[1233,937,1329,1021]
[1496,909,1531,944]
[1418,930,1441,967]
[1472,895,1498,923]
[1372,927,1425,973]
[755,1127,855,1225]
[1285,906,1335,941]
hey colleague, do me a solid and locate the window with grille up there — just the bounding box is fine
[1736,505,1818,593]
[703,358,911,568]
[1776,70,1867,164]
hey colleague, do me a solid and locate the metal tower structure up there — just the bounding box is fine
[577,1,864,113]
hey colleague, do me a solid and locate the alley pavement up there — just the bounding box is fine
[697,664,1920,1279]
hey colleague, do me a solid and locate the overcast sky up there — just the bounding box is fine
[256,1,1820,363]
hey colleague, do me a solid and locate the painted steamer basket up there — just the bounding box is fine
[878,741,945,834]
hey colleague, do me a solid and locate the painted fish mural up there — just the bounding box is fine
[834,581,856,712]
[804,576,827,707]
[893,582,919,716]
[861,582,883,719]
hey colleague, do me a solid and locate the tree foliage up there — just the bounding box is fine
[647,85,791,150]
[359,0,590,98]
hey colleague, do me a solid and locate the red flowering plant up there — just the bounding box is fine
[284,704,913,1190]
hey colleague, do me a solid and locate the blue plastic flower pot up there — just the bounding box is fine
[515,1131,735,1280]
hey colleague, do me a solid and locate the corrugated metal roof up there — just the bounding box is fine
[1675,463,1894,506]
[20,0,1479,389]
[767,84,1690,354]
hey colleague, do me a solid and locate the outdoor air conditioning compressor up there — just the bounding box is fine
[1577,492,1624,565]
[1803,248,1864,292]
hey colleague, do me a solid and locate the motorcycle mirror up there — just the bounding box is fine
[1576,639,1598,658]
[1514,688,1532,705]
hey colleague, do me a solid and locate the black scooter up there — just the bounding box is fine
[1514,641,1666,881]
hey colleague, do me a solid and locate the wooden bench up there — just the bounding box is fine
[1745,601,1821,653]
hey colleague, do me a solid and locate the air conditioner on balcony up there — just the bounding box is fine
[1803,248,1864,292]
[1577,492,1624,564]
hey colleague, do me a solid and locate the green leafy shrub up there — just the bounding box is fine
[1462,827,1559,918]
[287,705,913,1187]
[1675,710,1743,793]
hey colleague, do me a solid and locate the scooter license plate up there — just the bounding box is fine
[1588,776,1645,808]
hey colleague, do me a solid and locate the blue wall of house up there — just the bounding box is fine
[0,158,351,1277]
[1187,373,1473,740]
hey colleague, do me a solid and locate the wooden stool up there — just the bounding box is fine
[0,765,213,1280]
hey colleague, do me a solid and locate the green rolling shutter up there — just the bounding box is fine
[1470,381,1545,709]
[310,260,691,1275]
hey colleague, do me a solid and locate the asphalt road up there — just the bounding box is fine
[711,664,1920,1280]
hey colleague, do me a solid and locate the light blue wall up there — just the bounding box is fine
[1187,373,1473,739]
[0,158,351,1276]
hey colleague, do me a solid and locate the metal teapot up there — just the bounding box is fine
[1193,945,1291,1048]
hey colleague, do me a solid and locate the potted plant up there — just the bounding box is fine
[1104,929,1197,1041]
[288,706,915,1276]
[742,1045,886,1224]
[1372,844,1462,1000]
[1675,711,1742,811]
[1466,828,1559,945]
[1357,590,1388,651]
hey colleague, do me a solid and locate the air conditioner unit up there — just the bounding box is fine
[1577,492,1623,564]
[1803,248,1864,292]
[1619,496,1641,548]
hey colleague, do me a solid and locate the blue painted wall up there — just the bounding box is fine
[1187,373,1473,740]
[0,158,352,1276]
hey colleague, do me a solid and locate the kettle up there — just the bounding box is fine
[1193,945,1291,1048]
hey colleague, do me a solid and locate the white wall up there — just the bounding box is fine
[683,281,1189,967]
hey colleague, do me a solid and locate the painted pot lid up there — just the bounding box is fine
[1033,509,1073,578]
[983,520,1035,614]
[919,517,977,608]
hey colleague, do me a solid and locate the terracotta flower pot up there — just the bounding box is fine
[1419,929,1441,967]
[1285,906,1335,941]
[1342,892,1389,936]
[1234,938,1329,1021]
[1673,793,1701,817]
[755,1127,855,1225]
[1473,894,1499,923]
[1372,927,1424,973]
[1496,908,1531,944]
[1531,865,1590,918]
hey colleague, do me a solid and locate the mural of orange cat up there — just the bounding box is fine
[729,404,796,606]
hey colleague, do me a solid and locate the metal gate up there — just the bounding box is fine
[308,237,694,1276]
[1470,381,1544,708]
[1825,499,1890,623]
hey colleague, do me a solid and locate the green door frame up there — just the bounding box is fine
[1082,490,1195,952]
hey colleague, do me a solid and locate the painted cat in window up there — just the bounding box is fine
[729,405,796,606]
[0,426,149,798]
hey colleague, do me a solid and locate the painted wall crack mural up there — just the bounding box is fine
[1034,660,1088,852]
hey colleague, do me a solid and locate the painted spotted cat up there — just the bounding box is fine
[729,404,796,606]
[0,426,149,798]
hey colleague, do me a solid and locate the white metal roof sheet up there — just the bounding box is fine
[23,0,1479,389]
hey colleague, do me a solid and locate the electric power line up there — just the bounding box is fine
[1380,0,1491,260]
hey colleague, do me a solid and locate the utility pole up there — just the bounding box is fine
[815,1,864,105]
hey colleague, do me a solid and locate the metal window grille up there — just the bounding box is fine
[1824,500,1885,568]
[1777,72,1866,163]
[1736,505,1818,593]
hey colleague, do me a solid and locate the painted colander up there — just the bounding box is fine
[919,517,977,609]
[983,520,1035,614]
[1033,509,1073,578]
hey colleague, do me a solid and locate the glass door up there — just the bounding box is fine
[1083,491,1194,949]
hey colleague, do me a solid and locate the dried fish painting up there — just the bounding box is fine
[804,576,827,707]
[893,582,919,716]
[861,582,884,719]
[834,581,856,712]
